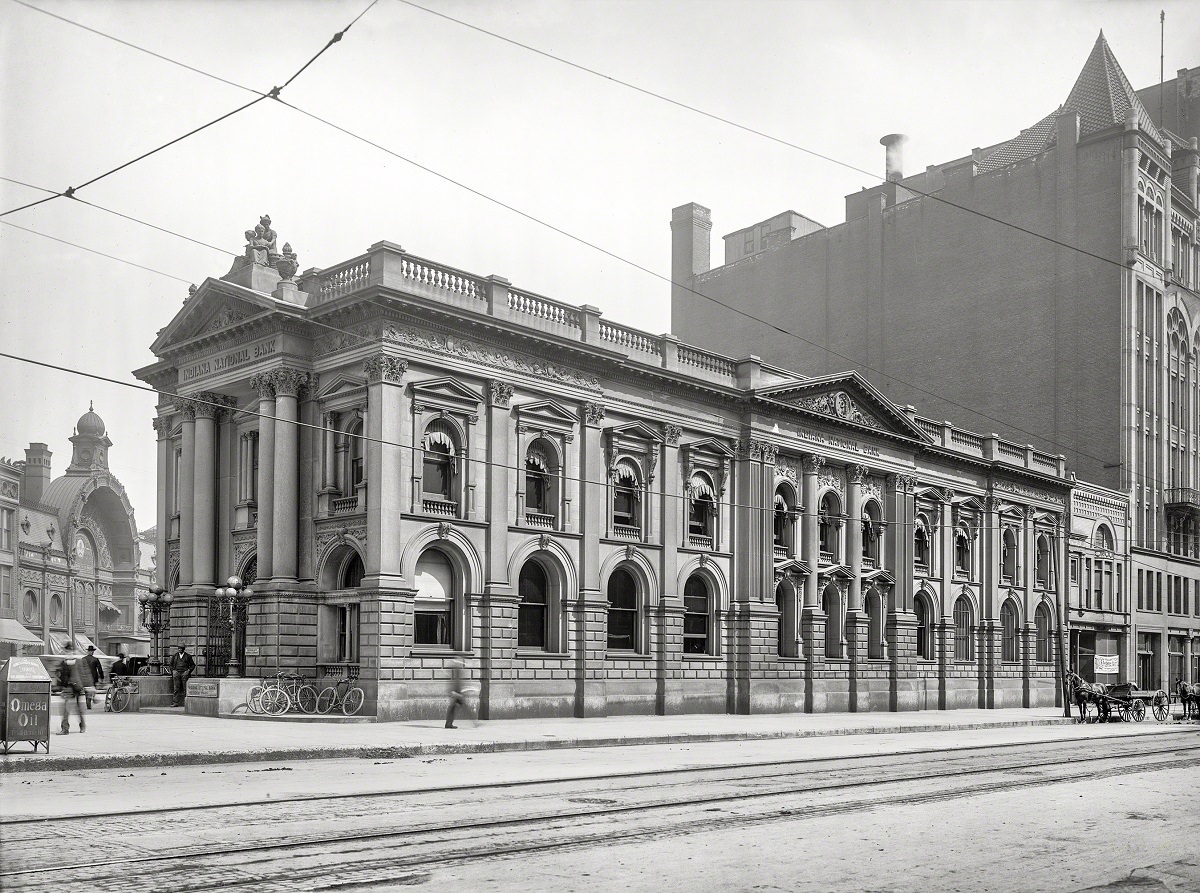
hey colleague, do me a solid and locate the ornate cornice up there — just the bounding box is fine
[363,354,408,384]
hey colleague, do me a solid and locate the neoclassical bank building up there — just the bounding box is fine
[134,222,1102,720]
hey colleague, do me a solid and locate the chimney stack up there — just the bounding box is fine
[880,133,908,182]
[23,443,52,505]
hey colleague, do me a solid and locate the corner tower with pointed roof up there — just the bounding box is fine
[671,32,1200,692]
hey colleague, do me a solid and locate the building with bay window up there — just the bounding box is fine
[132,221,1130,719]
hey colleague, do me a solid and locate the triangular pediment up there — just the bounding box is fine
[150,278,275,354]
[516,399,578,429]
[317,374,367,400]
[773,558,811,577]
[756,372,929,441]
[609,421,663,443]
[682,436,735,458]
[410,377,481,410]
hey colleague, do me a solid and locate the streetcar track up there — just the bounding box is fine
[4,751,1195,893]
[5,743,1197,882]
[3,727,1194,827]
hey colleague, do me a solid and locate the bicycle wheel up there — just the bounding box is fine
[316,686,337,715]
[341,687,365,716]
[1152,691,1169,722]
[247,685,265,715]
[261,687,292,716]
[1131,699,1146,722]
[296,684,319,715]
[110,687,131,713]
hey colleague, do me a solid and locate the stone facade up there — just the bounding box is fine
[135,226,1092,719]
[669,34,1200,689]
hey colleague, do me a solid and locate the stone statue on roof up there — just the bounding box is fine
[242,215,279,267]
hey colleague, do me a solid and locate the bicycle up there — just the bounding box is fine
[248,672,319,716]
[316,676,365,716]
[106,676,139,713]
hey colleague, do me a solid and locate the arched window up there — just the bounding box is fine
[606,568,639,652]
[866,589,884,659]
[524,446,552,521]
[776,580,799,658]
[518,561,548,650]
[339,552,364,590]
[1001,527,1017,582]
[612,460,642,535]
[954,527,972,577]
[818,493,841,562]
[1035,534,1051,588]
[953,596,974,662]
[773,488,795,556]
[414,550,456,647]
[346,418,364,492]
[861,501,882,566]
[914,593,933,660]
[822,584,842,658]
[683,574,711,654]
[422,422,457,508]
[914,517,931,569]
[1001,599,1019,662]
[1035,602,1053,663]
[688,474,716,546]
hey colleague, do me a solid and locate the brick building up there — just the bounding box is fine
[669,33,1199,689]
[132,220,1109,719]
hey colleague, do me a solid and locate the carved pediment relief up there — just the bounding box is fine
[410,377,482,413]
[756,372,929,441]
[150,280,272,355]
[516,399,579,434]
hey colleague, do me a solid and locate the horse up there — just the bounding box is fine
[1067,671,1108,723]
[1176,679,1200,720]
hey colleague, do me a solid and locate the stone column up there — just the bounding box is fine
[363,355,408,589]
[800,455,824,609]
[657,424,683,715]
[886,473,917,712]
[250,373,276,582]
[482,379,515,718]
[178,400,196,588]
[846,465,867,712]
[191,395,219,589]
[270,369,308,583]
[575,402,607,717]
[153,414,172,589]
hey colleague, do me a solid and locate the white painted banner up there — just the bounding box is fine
[1094,655,1120,674]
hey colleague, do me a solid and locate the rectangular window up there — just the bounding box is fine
[1116,566,1123,613]
[0,508,12,550]
[414,607,452,647]
[336,604,359,662]
[0,566,10,611]
[1137,569,1144,611]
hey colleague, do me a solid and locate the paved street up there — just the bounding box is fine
[3,719,1197,892]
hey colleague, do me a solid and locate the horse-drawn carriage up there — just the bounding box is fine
[1067,673,1170,723]
[1177,680,1200,721]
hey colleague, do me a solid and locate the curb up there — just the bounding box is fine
[0,716,1075,774]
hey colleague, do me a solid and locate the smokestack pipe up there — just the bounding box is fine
[880,133,908,183]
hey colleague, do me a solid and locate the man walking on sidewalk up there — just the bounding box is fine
[168,644,195,707]
[83,645,103,709]
[57,641,87,734]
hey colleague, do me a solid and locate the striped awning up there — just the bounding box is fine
[0,618,42,646]
[74,633,107,657]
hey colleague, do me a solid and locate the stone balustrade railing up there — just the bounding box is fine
[508,289,580,329]
[911,414,1065,476]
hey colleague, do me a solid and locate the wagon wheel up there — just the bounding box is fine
[1130,698,1146,722]
[1117,701,1131,722]
[1151,691,1169,722]
[1082,700,1100,723]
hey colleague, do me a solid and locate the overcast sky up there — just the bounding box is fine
[2,0,1198,534]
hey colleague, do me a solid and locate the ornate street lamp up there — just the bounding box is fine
[138,584,173,674]
[214,575,253,679]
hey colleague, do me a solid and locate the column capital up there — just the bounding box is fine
[662,423,682,446]
[582,402,606,426]
[151,416,173,437]
[849,464,871,485]
[364,354,408,384]
[269,368,310,398]
[249,371,275,400]
[886,472,918,493]
[487,379,514,407]
[801,454,826,476]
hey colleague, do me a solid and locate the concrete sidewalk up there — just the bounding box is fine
[0,704,1092,773]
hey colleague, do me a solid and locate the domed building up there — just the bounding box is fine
[0,405,153,661]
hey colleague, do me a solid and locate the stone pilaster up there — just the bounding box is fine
[177,400,196,588]
[363,355,407,590]
[575,401,606,717]
[482,379,515,715]
[270,369,308,583]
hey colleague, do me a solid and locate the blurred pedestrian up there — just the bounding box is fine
[444,659,475,729]
[110,652,129,677]
[168,644,195,707]
[57,641,87,734]
[83,645,103,708]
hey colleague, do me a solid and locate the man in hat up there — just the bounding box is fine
[168,644,196,708]
[56,641,87,734]
[83,645,103,708]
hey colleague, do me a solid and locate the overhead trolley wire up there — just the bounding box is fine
[0,0,379,219]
